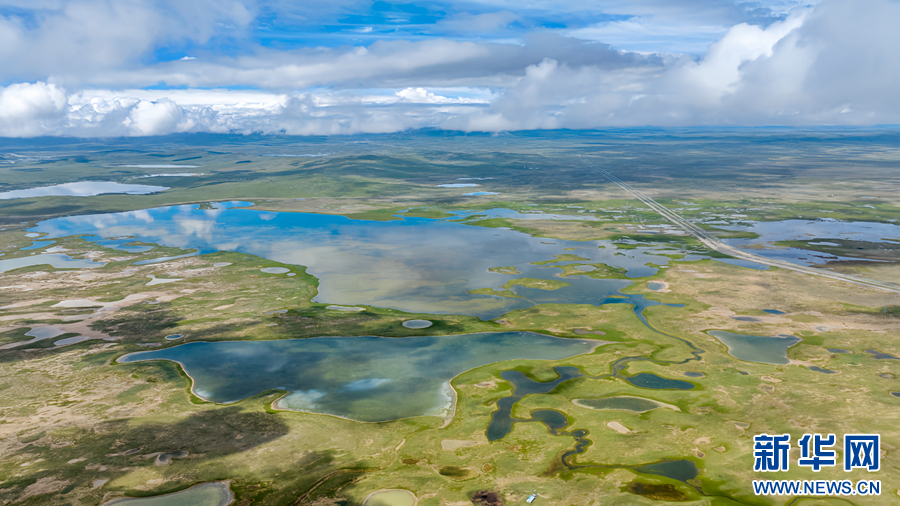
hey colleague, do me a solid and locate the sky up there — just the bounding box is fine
[0,0,897,136]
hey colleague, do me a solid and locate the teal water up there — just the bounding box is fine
[634,460,699,482]
[102,481,233,506]
[119,332,599,422]
[0,253,105,273]
[624,373,694,390]
[29,202,680,320]
[707,330,801,365]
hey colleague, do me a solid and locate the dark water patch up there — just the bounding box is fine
[683,371,704,378]
[624,373,694,390]
[647,281,664,291]
[879,373,895,379]
[173,156,202,161]
[437,466,477,479]
[730,316,761,322]
[486,367,582,441]
[807,366,838,374]
[530,409,569,431]
[891,392,900,398]
[867,349,899,360]
[763,309,787,315]
[827,348,851,354]
[236,160,251,164]
[634,460,699,483]
[628,482,686,501]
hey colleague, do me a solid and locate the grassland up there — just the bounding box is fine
[1,129,900,505]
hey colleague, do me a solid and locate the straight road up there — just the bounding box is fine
[580,157,900,294]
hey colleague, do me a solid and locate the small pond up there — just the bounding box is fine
[624,373,694,390]
[707,330,801,365]
[0,182,167,200]
[633,460,699,483]
[102,481,233,506]
[260,267,290,274]
[0,253,105,273]
[402,319,432,329]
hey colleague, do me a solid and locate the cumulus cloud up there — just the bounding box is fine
[0,0,896,136]
[450,0,900,129]
[0,82,68,137]
[0,0,255,82]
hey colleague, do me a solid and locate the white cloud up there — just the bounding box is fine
[435,11,520,33]
[0,82,68,136]
[0,0,896,136]
[0,0,255,82]
[395,87,485,104]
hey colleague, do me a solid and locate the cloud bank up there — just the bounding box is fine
[0,0,897,137]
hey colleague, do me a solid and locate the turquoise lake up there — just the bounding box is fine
[119,332,600,422]
[29,202,683,319]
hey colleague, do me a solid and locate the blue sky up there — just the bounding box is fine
[0,0,897,136]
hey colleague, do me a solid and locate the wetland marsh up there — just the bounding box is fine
[28,202,685,319]
[3,129,900,506]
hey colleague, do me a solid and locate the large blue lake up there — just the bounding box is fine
[119,332,600,422]
[30,202,679,319]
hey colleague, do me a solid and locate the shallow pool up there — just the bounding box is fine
[707,330,801,365]
[119,332,600,422]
